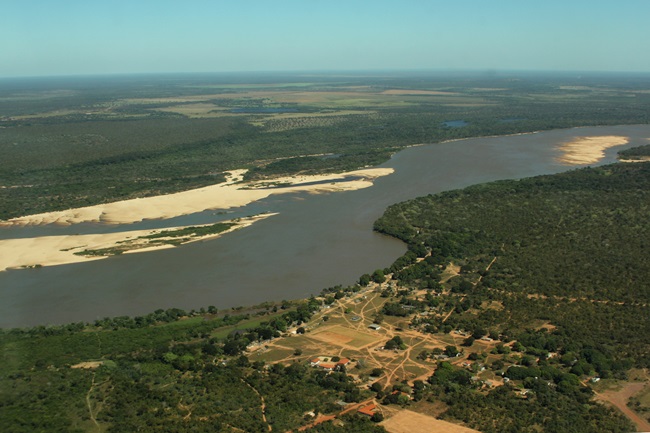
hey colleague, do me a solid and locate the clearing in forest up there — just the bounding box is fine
[381,409,481,433]
[309,325,382,349]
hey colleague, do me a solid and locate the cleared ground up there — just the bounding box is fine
[381,409,481,433]
[309,324,383,349]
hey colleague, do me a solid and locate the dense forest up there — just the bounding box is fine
[0,301,387,432]
[375,160,650,362]
[373,159,650,432]
[2,156,649,431]
[619,144,650,159]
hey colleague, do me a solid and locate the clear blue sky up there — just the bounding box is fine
[2,0,649,78]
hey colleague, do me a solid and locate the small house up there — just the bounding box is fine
[310,356,351,371]
[358,403,377,417]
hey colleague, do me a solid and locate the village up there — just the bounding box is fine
[243,265,513,433]
[225,251,650,433]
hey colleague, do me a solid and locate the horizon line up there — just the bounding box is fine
[2,68,650,81]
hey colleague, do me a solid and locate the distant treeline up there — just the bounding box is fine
[2,73,650,219]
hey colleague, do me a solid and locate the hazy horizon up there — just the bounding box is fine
[3,0,650,79]
[3,68,650,82]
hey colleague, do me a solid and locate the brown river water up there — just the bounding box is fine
[1,125,649,327]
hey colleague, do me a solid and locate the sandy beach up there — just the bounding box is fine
[1,132,634,273]
[0,167,393,271]
[0,167,393,227]
[555,135,629,165]
[0,213,276,272]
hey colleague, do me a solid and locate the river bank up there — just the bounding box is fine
[0,168,393,227]
[1,125,648,328]
[0,167,393,272]
[0,213,276,272]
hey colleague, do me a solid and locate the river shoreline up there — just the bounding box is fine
[1,125,648,328]
[0,213,277,272]
[0,168,393,228]
[0,167,393,272]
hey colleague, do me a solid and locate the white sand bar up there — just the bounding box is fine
[556,135,629,165]
[0,168,394,227]
[0,167,393,271]
[0,214,275,271]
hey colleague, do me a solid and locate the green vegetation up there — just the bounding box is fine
[3,72,650,219]
[371,160,650,431]
[2,160,649,431]
[140,222,234,240]
[0,301,386,432]
[74,222,235,256]
[618,144,650,160]
[376,161,650,362]
[2,73,650,431]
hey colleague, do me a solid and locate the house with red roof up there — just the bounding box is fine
[357,403,377,417]
[309,356,351,371]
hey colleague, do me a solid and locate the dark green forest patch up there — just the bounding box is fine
[376,161,650,365]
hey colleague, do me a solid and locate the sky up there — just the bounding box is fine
[2,0,650,78]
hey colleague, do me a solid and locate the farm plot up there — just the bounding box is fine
[309,325,382,349]
[382,409,480,433]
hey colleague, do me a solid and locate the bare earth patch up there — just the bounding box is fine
[71,361,104,370]
[311,331,354,345]
[309,325,382,349]
[440,263,461,283]
[381,409,480,433]
[595,380,650,432]
[1,168,392,227]
[555,135,629,165]
[156,103,230,118]
[620,156,650,163]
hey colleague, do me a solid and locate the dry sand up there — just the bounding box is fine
[555,135,629,165]
[70,361,105,369]
[0,214,274,272]
[381,409,480,433]
[0,167,393,227]
[0,167,393,271]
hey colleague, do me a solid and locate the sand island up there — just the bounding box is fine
[555,135,629,165]
[0,167,393,271]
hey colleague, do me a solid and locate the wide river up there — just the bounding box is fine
[1,125,649,328]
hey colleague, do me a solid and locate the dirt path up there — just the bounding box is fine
[241,379,272,432]
[84,372,109,432]
[178,400,193,421]
[358,295,383,326]
[296,398,376,432]
[335,299,357,328]
[595,382,650,432]
[384,340,426,385]
[442,257,496,323]
[85,373,101,431]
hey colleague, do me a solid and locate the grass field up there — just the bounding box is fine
[309,324,383,349]
[249,347,295,363]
